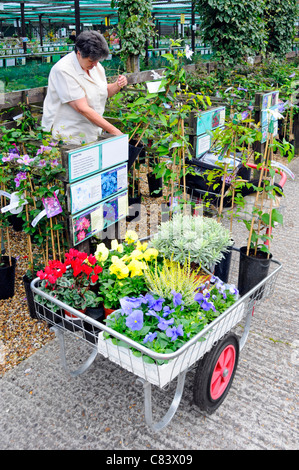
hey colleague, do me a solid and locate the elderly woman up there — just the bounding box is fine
[42,30,127,145]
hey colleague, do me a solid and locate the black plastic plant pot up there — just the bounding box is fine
[83,306,105,344]
[127,194,142,222]
[237,246,272,299]
[128,139,144,170]
[214,244,234,284]
[0,256,16,300]
[23,274,38,319]
[8,214,23,232]
[147,172,163,198]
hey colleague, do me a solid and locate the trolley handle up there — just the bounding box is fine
[246,162,287,188]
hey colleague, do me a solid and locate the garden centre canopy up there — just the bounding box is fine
[0,1,200,31]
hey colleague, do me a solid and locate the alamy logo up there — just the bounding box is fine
[0,340,6,365]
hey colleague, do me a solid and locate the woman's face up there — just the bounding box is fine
[76,51,99,71]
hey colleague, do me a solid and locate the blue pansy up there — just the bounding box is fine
[166,325,184,341]
[143,331,158,344]
[171,290,183,307]
[125,309,144,331]
[120,296,144,315]
[157,317,175,331]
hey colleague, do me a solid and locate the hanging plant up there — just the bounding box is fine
[111,0,156,72]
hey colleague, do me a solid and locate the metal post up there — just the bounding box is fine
[75,0,80,37]
[20,1,27,54]
[39,14,43,47]
[191,0,195,53]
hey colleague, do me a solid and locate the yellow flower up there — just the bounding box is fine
[111,239,119,251]
[109,258,129,279]
[127,259,146,277]
[117,244,123,253]
[95,243,109,263]
[125,230,138,244]
[136,240,148,252]
[110,240,124,253]
[129,249,144,260]
[143,248,159,261]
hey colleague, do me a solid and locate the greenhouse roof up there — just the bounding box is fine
[0,1,200,26]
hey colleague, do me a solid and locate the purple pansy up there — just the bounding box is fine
[125,309,144,331]
[166,325,184,341]
[143,331,158,344]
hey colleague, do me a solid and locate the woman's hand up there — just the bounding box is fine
[107,75,128,97]
[117,74,127,89]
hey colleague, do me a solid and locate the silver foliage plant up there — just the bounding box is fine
[150,214,233,270]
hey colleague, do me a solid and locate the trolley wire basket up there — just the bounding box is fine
[31,248,281,389]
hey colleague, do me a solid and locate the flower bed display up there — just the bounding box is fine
[99,274,242,387]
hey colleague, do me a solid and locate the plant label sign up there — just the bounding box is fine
[260,91,280,143]
[196,107,225,136]
[69,163,128,215]
[68,134,128,183]
[195,134,212,158]
[70,190,128,246]
[42,193,63,218]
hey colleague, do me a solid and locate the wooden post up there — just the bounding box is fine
[39,14,43,47]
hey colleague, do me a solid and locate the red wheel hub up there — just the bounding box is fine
[210,345,236,400]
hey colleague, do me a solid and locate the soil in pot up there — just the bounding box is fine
[0,256,16,300]
[238,246,272,298]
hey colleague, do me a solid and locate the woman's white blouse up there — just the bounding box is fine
[42,51,108,145]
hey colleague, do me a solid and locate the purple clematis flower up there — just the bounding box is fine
[125,309,144,331]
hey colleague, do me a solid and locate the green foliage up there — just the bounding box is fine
[264,0,299,57]
[150,213,233,269]
[195,0,266,65]
[111,0,155,70]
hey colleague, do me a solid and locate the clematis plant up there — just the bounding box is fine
[104,276,239,360]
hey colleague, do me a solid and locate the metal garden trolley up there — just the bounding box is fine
[31,248,282,432]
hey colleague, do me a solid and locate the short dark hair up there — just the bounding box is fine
[75,30,109,61]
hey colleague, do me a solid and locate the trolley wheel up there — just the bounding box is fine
[193,333,239,414]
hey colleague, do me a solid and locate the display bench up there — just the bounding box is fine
[59,134,129,247]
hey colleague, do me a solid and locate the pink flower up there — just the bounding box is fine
[77,230,86,241]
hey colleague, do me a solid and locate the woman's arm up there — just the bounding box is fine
[68,97,122,135]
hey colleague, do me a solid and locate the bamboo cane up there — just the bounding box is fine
[5,226,11,266]
[246,134,270,256]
